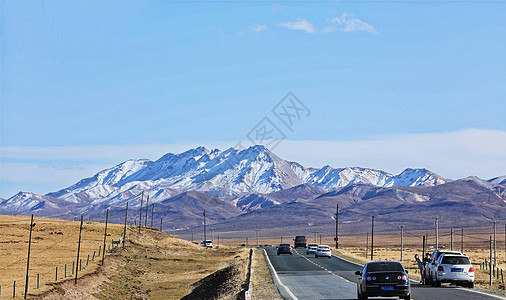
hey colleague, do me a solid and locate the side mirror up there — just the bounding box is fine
[355,271,362,275]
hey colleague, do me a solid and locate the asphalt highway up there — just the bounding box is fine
[264,247,505,300]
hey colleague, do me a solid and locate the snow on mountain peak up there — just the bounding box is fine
[21,145,449,208]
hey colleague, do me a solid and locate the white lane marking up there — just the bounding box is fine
[262,248,299,300]
[453,287,506,299]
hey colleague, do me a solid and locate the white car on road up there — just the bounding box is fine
[425,249,462,285]
[315,245,332,258]
[306,243,318,255]
[201,240,213,248]
[432,253,474,288]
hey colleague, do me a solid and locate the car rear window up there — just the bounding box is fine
[279,244,290,247]
[366,262,404,272]
[442,256,470,265]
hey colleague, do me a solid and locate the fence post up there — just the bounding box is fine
[65,264,67,278]
[72,261,75,275]
[92,251,95,261]
[56,267,58,280]
[13,281,16,298]
[102,209,109,266]
[98,246,101,257]
[37,273,39,289]
[87,254,90,266]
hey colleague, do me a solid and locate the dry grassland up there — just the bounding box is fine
[1,215,251,299]
[0,215,124,299]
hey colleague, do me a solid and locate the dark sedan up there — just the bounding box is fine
[355,261,411,300]
[276,243,293,255]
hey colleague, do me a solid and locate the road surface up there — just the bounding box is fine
[263,247,504,300]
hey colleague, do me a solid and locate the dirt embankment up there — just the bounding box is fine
[40,228,249,299]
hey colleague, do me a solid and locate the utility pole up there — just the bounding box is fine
[461,228,464,252]
[191,233,194,243]
[493,218,497,268]
[139,192,143,233]
[490,235,493,285]
[102,210,108,266]
[366,232,369,258]
[371,216,375,260]
[203,210,206,242]
[24,214,35,299]
[335,203,339,249]
[399,226,405,262]
[123,203,128,250]
[212,227,214,242]
[313,231,319,244]
[319,234,322,245]
[160,217,163,232]
[75,216,84,284]
[450,228,453,251]
[145,194,149,227]
[255,229,260,247]
[422,235,426,261]
[151,204,154,228]
[435,215,439,249]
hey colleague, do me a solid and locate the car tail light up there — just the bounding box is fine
[469,266,474,272]
[372,276,376,281]
[366,276,372,281]
[437,266,444,272]
[397,275,407,281]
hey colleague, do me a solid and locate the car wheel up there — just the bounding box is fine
[467,282,474,288]
[403,295,411,300]
[433,277,441,287]
[290,252,293,255]
[315,255,318,258]
[277,253,280,256]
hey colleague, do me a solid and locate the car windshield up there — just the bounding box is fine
[308,244,318,247]
[279,244,290,247]
[204,241,212,243]
[319,246,329,250]
[366,262,404,272]
[295,236,306,242]
[442,256,470,265]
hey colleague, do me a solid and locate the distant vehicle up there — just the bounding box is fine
[431,254,474,288]
[294,236,307,248]
[277,243,293,255]
[201,240,213,248]
[315,245,332,258]
[306,243,318,255]
[424,249,462,285]
[356,261,411,300]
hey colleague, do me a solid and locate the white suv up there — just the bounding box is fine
[201,240,213,248]
[424,249,462,285]
[432,253,474,288]
[306,243,318,255]
[315,245,332,258]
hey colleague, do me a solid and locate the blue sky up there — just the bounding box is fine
[1,1,506,198]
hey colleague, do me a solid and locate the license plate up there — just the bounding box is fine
[381,286,394,291]
[451,268,463,272]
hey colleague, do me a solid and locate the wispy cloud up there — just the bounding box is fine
[330,13,378,34]
[278,19,317,34]
[248,24,267,33]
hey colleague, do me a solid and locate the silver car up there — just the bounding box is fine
[306,243,318,255]
[315,245,332,258]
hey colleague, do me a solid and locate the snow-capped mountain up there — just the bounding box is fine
[42,145,447,207]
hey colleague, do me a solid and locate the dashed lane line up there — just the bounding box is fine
[293,249,353,283]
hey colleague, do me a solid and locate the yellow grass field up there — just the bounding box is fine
[0,215,124,298]
[1,215,251,299]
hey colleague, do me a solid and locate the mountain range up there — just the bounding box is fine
[1,145,505,235]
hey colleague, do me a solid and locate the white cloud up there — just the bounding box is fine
[248,24,267,33]
[274,129,506,180]
[2,129,506,198]
[330,13,378,34]
[278,19,317,34]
